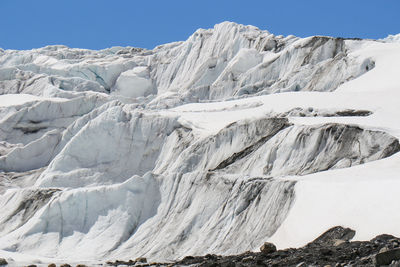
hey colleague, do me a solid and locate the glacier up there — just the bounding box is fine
[1,21,400,265]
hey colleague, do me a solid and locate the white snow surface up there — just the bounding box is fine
[1,22,400,265]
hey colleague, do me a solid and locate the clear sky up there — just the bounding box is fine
[1,0,399,50]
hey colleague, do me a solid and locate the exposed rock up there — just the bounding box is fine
[241,256,254,262]
[281,107,373,117]
[379,246,390,253]
[375,248,400,266]
[106,259,154,266]
[48,264,56,267]
[60,264,72,267]
[260,242,277,254]
[135,257,147,263]
[308,226,356,247]
[0,258,7,265]
[113,226,400,266]
[335,109,372,117]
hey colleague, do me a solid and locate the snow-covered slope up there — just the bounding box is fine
[1,22,400,265]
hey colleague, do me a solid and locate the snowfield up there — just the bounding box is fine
[1,22,400,265]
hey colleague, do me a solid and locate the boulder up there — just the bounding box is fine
[309,226,356,247]
[375,248,400,266]
[241,256,254,262]
[0,258,7,266]
[260,242,277,254]
[135,257,147,263]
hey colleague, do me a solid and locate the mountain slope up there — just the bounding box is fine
[0,22,400,265]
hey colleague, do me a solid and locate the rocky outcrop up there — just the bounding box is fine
[280,107,373,117]
[308,226,356,247]
[260,242,277,254]
[105,226,400,266]
[0,258,7,266]
[375,248,400,266]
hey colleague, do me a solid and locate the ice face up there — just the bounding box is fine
[112,66,155,98]
[0,22,400,264]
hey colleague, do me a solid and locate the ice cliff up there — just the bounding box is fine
[1,22,400,265]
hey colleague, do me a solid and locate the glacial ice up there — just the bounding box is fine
[112,67,155,98]
[0,22,400,264]
[382,33,400,43]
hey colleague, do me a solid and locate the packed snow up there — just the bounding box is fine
[0,22,400,265]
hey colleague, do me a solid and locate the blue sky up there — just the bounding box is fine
[1,0,399,50]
